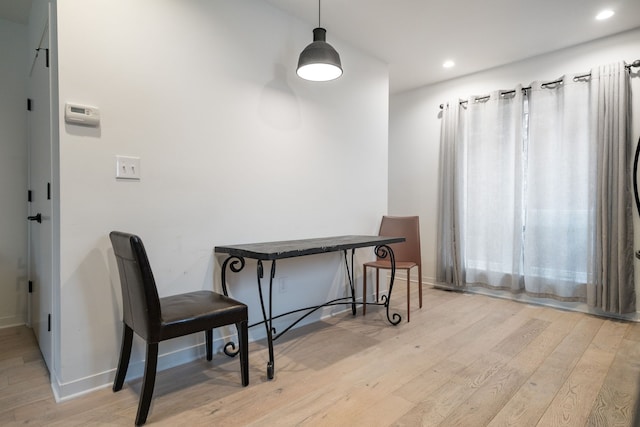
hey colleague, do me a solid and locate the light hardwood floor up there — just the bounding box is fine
[2,287,640,426]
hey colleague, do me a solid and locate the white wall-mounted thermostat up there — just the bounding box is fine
[64,103,100,126]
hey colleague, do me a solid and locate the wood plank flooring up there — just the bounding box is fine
[2,287,640,426]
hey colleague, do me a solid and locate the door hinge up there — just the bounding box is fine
[27,98,33,111]
[48,314,51,332]
[28,281,33,293]
[47,183,51,200]
[36,48,49,68]
[28,190,32,202]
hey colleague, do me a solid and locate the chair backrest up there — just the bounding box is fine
[377,216,421,264]
[110,231,161,341]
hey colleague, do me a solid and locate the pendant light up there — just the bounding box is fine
[296,0,342,81]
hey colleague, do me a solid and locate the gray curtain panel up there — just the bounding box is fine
[589,62,635,313]
[436,100,464,288]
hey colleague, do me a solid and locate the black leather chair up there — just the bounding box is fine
[109,231,249,425]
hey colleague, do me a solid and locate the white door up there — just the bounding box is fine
[27,20,53,372]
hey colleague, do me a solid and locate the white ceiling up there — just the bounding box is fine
[265,0,640,93]
[2,1,639,93]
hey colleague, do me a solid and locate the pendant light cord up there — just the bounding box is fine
[318,0,321,27]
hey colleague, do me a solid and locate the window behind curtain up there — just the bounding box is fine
[524,77,592,300]
[437,61,634,314]
[463,89,524,293]
[461,78,592,300]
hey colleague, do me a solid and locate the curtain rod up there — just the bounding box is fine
[439,59,640,110]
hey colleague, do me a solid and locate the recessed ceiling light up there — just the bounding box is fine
[443,60,455,69]
[596,9,614,20]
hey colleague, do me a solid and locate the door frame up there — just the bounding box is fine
[26,4,58,378]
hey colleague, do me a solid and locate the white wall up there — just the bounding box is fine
[54,0,389,398]
[0,18,28,328]
[389,28,640,297]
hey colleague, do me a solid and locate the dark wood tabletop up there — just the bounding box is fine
[215,235,405,260]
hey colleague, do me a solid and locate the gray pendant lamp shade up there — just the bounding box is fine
[297,27,343,81]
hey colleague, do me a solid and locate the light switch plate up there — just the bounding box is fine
[115,156,141,180]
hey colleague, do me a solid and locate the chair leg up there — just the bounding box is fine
[205,329,213,361]
[407,269,411,323]
[113,323,133,392]
[375,268,380,302]
[362,265,368,316]
[136,343,158,426]
[418,265,423,309]
[237,320,249,386]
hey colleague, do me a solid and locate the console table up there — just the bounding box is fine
[215,235,404,379]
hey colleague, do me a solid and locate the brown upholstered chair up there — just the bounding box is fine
[362,216,422,322]
[109,231,249,426]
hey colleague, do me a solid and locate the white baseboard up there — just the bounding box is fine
[52,338,221,402]
[53,275,638,402]
[432,281,640,323]
[51,302,361,401]
[0,317,26,329]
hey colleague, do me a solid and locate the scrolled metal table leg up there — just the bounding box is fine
[376,245,402,325]
[343,249,357,315]
[223,341,239,357]
[221,255,246,357]
[221,255,245,297]
[257,260,277,379]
